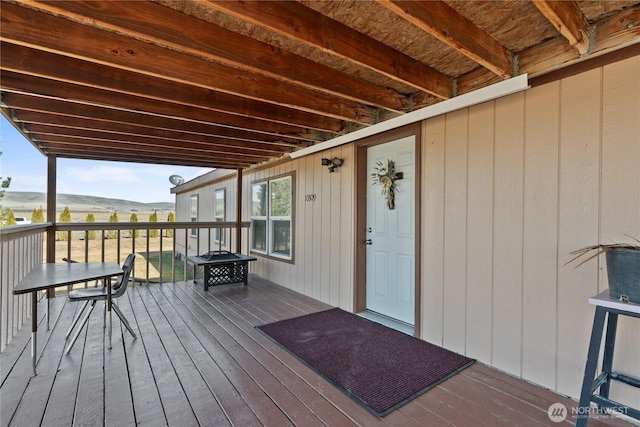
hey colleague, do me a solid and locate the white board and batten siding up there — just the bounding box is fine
[174,176,238,256]
[421,55,639,404]
[176,54,639,404]
[240,146,356,312]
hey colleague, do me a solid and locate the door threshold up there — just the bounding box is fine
[358,310,414,336]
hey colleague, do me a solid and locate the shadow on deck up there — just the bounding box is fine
[0,277,634,426]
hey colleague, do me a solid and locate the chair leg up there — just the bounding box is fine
[65,300,90,339]
[111,302,137,339]
[65,300,97,354]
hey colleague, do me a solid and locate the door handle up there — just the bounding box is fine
[365,239,373,245]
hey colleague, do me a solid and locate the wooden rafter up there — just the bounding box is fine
[200,0,453,99]
[377,0,513,78]
[1,0,637,169]
[457,5,640,94]
[17,120,294,157]
[0,3,374,124]
[31,133,273,162]
[533,0,591,55]
[0,49,341,135]
[1,93,312,146]
[15,0,409,114]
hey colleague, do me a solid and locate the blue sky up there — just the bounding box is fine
[0,116,211,203]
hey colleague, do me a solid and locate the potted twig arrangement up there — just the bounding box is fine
[568,236,640,304]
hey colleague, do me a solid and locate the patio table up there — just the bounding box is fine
[577,290,640,426]
[13,262,123,376]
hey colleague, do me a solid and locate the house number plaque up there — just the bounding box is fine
[305,194,316,202]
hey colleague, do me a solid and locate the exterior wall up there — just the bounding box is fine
[421,55,639,403]
[174,175,238,257]
[241,145,355,311]
[176,54,639,403]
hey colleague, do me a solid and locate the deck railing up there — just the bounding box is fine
[0,221,251,351]
[1,223,48,352]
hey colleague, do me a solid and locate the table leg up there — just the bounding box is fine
[46,294,50,331]
[107,276,112,349]
[31,292,38,376]
[600,312,618,398]
[577,306,607,427]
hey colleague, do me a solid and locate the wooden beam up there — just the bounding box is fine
[31,134,273,164]
[20,123,291,159]
[0,3,375,124]
[26,132,280,166]
[0,71,337,138]
[15,0,410,113]
[37,149,235,169]
[457,4,640,94]
[377,0,513,78]
[0,42,350,133]
[533,0,591,55]
[3,93,316,145]
[15,114,298,155]
[236,168,243,254]
[201,0,453,99]
[46,155,56,264]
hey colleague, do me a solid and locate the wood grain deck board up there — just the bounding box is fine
[1,277,636,427]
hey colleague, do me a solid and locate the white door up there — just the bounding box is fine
[366,136,415,325]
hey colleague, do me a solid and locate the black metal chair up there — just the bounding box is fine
[64,253,137,354]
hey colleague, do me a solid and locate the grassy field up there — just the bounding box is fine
[26,208,185,283]
[53,236,189,282]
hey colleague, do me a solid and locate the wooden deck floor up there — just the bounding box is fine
[1,277,635,427]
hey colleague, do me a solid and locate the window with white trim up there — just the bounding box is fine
[251,175,293,259]
[190,194,198,237]
[214,188,225,243]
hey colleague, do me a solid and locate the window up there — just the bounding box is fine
[214,189,225,243]
[190,195,198,237]
[251,175,293,260]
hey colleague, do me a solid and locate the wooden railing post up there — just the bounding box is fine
[236,168,243,254]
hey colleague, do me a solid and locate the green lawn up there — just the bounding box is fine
[139,250,193,282]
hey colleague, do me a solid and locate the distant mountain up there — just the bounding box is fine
[3,192,174,212]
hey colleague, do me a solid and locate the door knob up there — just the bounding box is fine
[365,239,373,245]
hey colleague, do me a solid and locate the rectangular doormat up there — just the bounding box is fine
[257,308,475,416]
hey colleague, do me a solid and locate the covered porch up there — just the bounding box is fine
[1,277,634,427]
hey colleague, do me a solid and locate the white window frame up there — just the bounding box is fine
[250,174,293,261]
[190,194,198,237]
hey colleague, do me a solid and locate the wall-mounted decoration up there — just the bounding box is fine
[322,157,344,173]
[371,159,402,210]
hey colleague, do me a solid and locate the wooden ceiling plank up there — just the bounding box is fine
[16,0,409,113]
[2,92,315,145]
[199,0,453,99]
[1,2,374,124]
[457,5,640,93]
[533,0,591,55]
[17,121,291,157]
[0,41,345,133]
[378,0,513,78]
